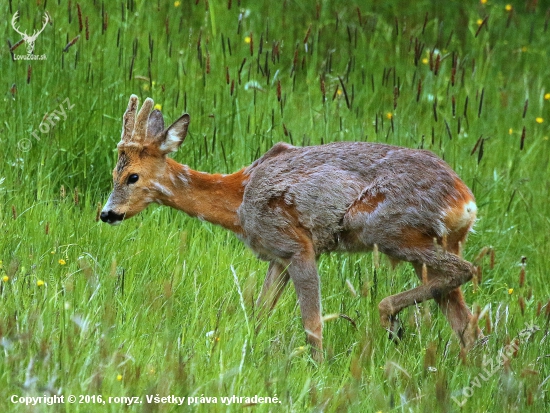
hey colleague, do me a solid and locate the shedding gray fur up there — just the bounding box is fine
[239,141,470,262]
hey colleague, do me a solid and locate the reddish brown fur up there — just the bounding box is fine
[164,158,247,234]
[400,226,436,249]
[347,192,386,216]
[266,197,309,238]
[443,178,477,253]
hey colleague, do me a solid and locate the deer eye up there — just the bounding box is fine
[127,174,139,184]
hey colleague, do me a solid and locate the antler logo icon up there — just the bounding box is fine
[11,11,49,55]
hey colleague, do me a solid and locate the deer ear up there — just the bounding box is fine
[147,109,164,138]
[158,114,190,154]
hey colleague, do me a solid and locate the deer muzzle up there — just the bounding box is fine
[100,209,125,225]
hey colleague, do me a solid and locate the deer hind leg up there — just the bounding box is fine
[255,261,290,332]
[411,240,482,349]
[417,264,479,349]
[378,247,476,345]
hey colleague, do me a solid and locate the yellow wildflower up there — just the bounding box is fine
[2,275,8,282]
[58,259,66,265]
[174,1,181,6]
[154,103,162,111]
[544,93,550,100]
[480,0,487,4]
[422,57,429,64]
[116,374,123,381]
[291,346,307,357]
[386,112,393,120]
[476,19,483,26]
[37,280,45,287]
[508,288,513,295]
[508,128,513,135]
[505,4,512,11]
[244,36,251,44]
[536,117,544,124]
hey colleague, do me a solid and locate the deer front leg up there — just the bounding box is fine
[255,261,290,332]
[378,282,435,339]
[286,253,323,363]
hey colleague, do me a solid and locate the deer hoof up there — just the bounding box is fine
[387,316,404,343]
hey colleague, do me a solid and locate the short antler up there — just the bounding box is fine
[120,95,138,144]
[119,95,155,145]
[132,97,154,143]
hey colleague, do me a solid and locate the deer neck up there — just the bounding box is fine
[159,158,246,234]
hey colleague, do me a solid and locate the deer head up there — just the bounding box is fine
[11,11,49,55]
[100,95,190,224]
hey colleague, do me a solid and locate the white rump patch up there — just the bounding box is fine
[465,201,478,215]
[452,200,478,230]
[464,201,478,232]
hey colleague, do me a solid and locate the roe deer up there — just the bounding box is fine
[101,95,482,362]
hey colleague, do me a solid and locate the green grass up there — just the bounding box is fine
[1,0,549,411]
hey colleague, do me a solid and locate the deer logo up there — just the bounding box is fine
[11,11,49,55]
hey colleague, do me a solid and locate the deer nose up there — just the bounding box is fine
[100,210,125,224]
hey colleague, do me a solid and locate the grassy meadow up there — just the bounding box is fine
[1,0,550,411]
